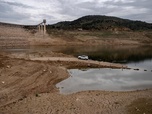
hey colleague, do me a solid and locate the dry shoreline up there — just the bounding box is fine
[0,52,152,114]
[0,25,152,114]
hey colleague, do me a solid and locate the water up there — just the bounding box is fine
[56,58,152,94]
[126,59,152,71]
[56,65,152,94]
[1,45,152,93]
[55,45,152,94]
[2,45,152,63]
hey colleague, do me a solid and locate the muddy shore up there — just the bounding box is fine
[0,25,152,114]
[0,52,152,114]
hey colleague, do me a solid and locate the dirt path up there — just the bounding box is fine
[0,57,68,107]
[30,57,127,69]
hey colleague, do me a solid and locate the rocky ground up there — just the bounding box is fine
[0,24,152,114]
[0,53,152,114]
[1,24,152,47]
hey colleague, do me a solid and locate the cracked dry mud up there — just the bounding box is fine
[0,54,152,114]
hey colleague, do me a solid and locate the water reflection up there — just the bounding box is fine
[28,45,152,63]
[1,45,152,63]
[1,45,152,94]
[56,67,152,94]
[126,59,152,71]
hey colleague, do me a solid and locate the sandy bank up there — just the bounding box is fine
[0,25,152,114]
[30,57,127,69]
[0,54,152,114]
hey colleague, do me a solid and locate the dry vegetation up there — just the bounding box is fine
[47,29,152,45]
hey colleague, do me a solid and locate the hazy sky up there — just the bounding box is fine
[0,0,152,25]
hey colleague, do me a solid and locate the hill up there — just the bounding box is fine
[47,15,152,31]
[1,18,152,46]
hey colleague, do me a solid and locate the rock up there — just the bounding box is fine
[134,68,139,71]
[43,69,46,72]
[137,109,140,111]
[76,98,79,101]
[135,107,140,111]
[2,81,5,84]
[6,65,10,68]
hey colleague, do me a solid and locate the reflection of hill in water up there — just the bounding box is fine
[90,46,152,63]
[13,45,152,63]
[89,46,152,63]
[52,45,152,63]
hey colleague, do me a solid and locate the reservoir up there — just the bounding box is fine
[1,45,152,94]
[55,45,152,94]
[56,64,152,94]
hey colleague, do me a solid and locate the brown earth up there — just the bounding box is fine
[0,24,152,114]
[0,24,152,46]
[0,52,152,114]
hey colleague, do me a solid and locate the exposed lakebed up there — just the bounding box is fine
[1,45,152,93]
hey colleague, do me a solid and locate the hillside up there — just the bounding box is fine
[1,18,152,46]
[47,15,152,31]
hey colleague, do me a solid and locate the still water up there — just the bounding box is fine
[1,45,152,63]
[30,45,152,63]
[1,45,152,93]
[56,64,152,94]
[54,45,152,94]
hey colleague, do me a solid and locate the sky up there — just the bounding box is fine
[0,0,152,25]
